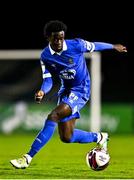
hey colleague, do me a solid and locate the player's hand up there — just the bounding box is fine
[113,44,127,53]
[35,90,45,104]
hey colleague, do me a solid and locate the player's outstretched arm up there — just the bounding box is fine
[35,90,45,104]
[93,42,127,52]
[113,44,127,53]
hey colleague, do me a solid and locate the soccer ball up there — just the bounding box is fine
[86,147,110,171]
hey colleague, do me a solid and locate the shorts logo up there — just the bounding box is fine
[69,92,78,103]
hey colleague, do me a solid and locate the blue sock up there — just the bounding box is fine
[28,120,57,157]
[70,129,98,143]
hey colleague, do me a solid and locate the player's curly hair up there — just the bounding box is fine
[44,20,67,37]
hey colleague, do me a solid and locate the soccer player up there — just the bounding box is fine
[10,20,127,169]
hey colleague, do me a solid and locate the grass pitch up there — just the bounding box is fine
[0,133,134,179]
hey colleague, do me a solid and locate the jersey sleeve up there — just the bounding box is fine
[40,60,53,94]
[78,39,114,52]
[93,42,114,51]
[77,39,95,53]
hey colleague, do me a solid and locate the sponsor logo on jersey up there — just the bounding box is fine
[59,69,76,80]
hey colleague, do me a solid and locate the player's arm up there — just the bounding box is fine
[80,39,127,53]
[93,42,127,52]
[35,60,53,104]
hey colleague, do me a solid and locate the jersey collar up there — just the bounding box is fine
[49,41,67,55]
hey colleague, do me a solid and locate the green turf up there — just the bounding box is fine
[0,133,134,179]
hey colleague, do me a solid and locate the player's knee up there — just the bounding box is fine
[60,134,72,143]
[47,111,60,122]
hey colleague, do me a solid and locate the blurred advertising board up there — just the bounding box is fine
[0,102,133,134]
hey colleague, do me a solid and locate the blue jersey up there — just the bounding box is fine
[40,38,95,95]
[40,39,113,122]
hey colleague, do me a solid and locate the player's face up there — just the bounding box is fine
[48,31,65,52]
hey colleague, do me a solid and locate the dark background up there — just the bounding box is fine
[0,1,133,103]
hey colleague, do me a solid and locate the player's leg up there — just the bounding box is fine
[10,103,72,169]
[58,118,98,143]
[58,118,76,142]
[27,103,72,156]
[58,118,109,151]
[10,119,58,169]
[58,91,109,148]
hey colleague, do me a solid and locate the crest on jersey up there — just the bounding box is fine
[68,58,73,64]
